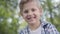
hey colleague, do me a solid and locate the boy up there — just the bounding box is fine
[19,0,59,34]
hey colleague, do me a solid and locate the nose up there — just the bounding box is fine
[28,11,33,16]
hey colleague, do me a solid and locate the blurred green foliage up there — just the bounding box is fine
[20,21,27,29]
[0,0,19,34]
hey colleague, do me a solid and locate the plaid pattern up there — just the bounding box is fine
[19,20,60,34]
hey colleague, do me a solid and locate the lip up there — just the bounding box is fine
[26,15,36,20]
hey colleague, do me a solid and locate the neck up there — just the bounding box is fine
[29,20,41,31]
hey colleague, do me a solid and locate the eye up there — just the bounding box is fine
[24,10,28,13]
[31,8,36,12]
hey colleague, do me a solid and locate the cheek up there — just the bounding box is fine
[36,12,41,18]
[37,11,42,17]
[36,12,40,16]
[34,13,40,19]
[22,14,27,19]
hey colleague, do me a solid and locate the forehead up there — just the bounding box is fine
[23,1,38,9]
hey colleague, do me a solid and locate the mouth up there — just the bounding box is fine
[26,15,36,20]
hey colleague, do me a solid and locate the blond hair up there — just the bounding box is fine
[19,0,42,14]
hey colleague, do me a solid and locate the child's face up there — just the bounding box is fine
[21,1,42,24]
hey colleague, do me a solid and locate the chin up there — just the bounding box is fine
[28,21,36,25]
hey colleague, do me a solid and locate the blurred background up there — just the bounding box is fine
[0,0,60,34]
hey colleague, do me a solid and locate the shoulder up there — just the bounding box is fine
[19,26,29,34]
[42,21,59,34]
[41,20,57,29]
